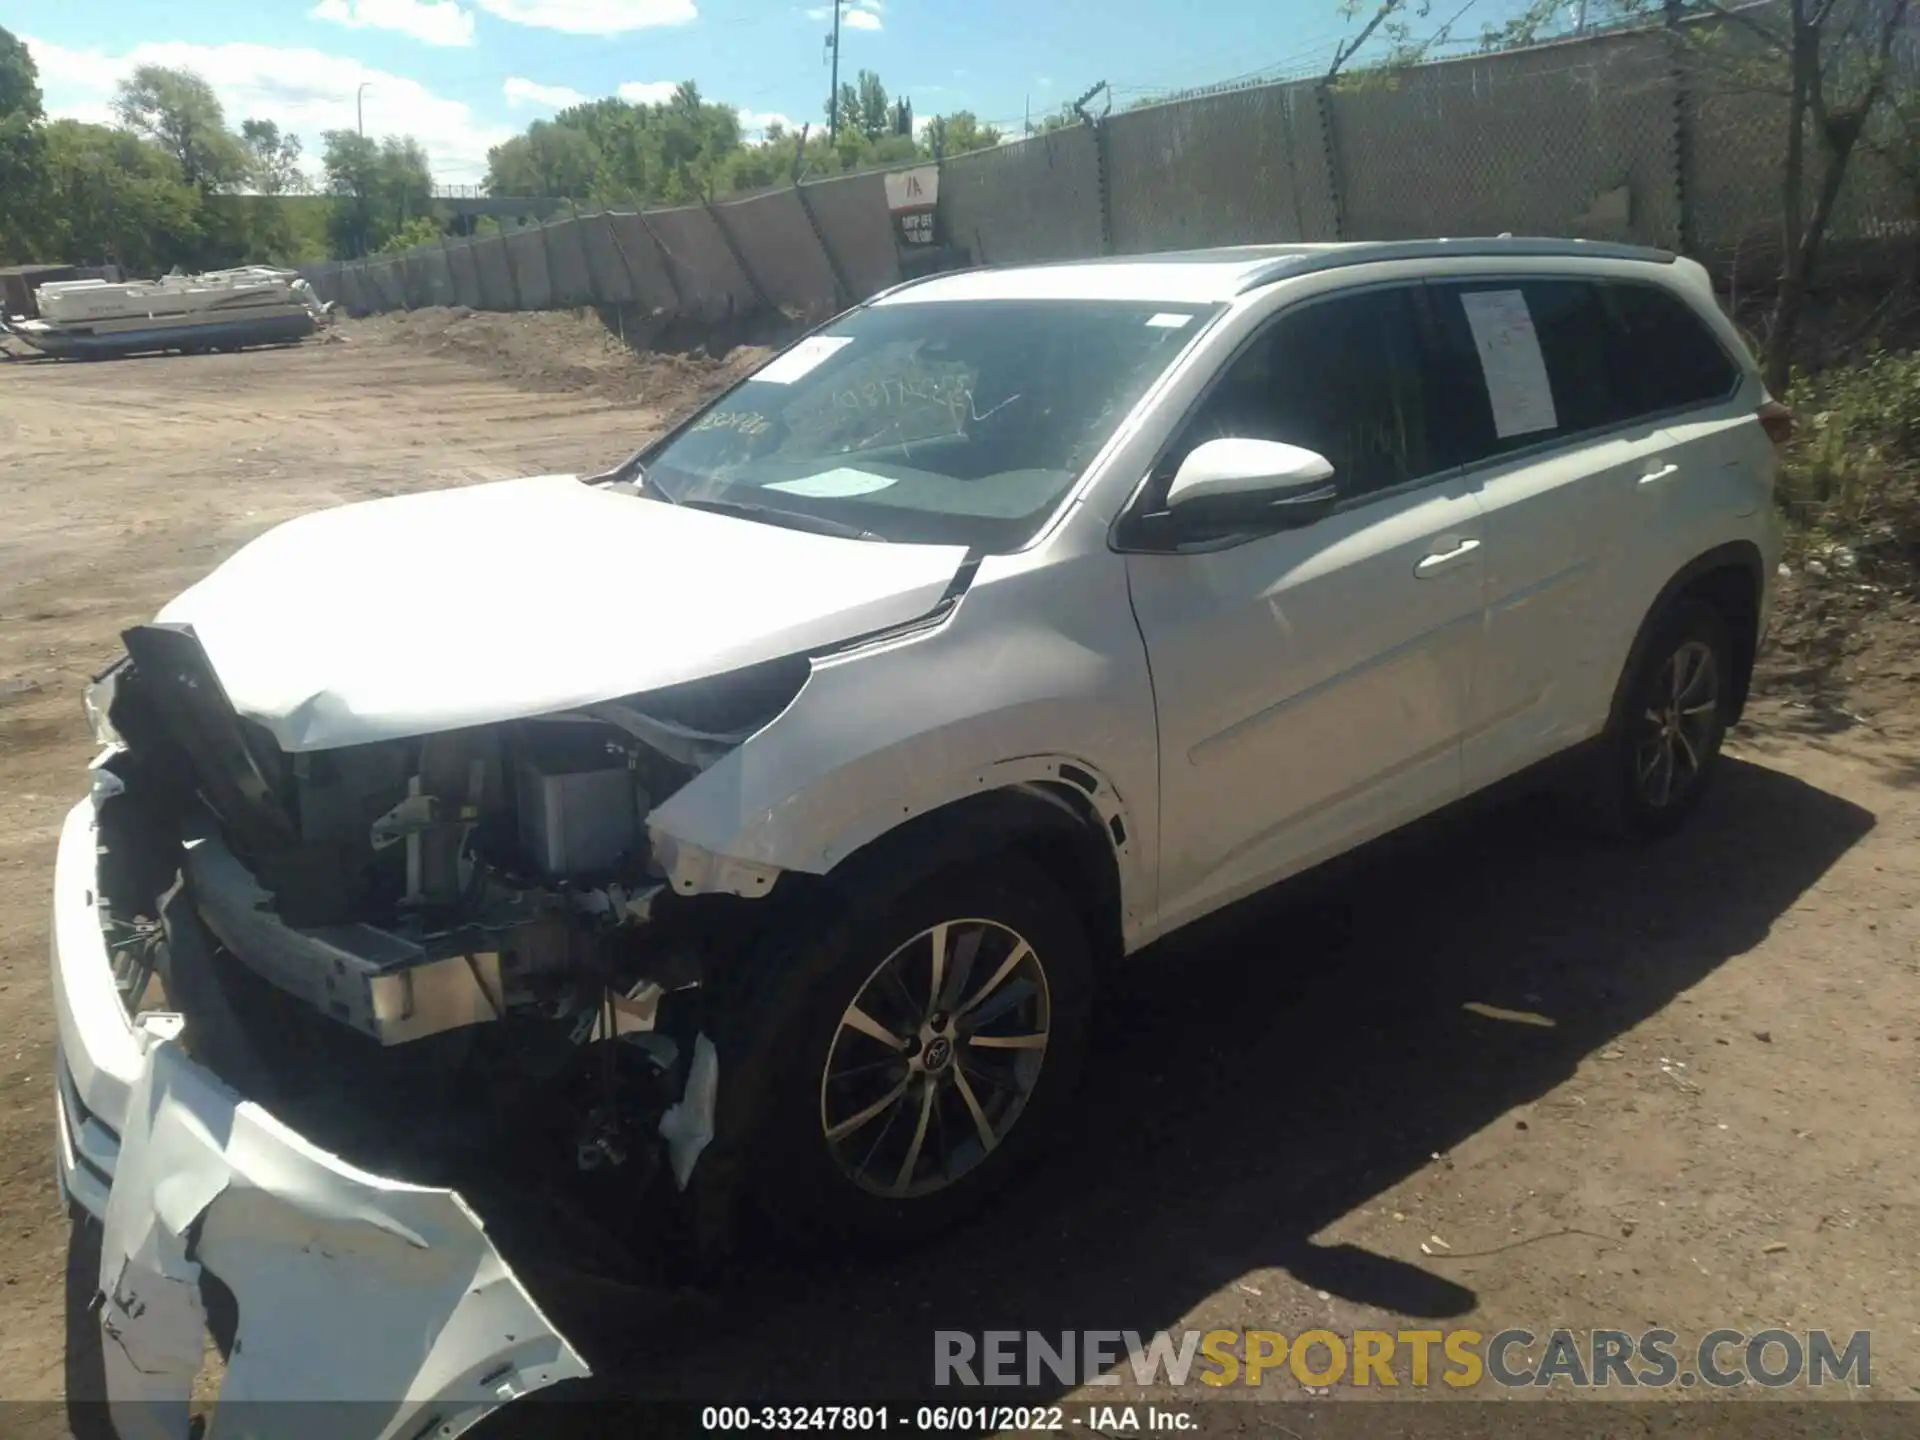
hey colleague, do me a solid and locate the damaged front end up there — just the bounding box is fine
[60,620,809,1436]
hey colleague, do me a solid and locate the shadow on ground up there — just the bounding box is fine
[63,759,1874,1435]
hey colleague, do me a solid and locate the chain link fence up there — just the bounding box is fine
[304,17,1918,320]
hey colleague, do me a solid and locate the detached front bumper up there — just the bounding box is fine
[50,794,591,1440]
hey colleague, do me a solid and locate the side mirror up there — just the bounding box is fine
[1164,438,1337,532]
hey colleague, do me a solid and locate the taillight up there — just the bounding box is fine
[1758,399,1795,445]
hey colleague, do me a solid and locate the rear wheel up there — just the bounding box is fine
[1589,597,1733,839]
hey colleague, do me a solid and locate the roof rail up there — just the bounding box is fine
[1236,237,1677,293]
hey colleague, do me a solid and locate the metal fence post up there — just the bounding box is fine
[703,195,773,313]
[500,224,527,310]
[634,209,689,316]
[793,180,855,310]
[1315,80,1348,242]
[1665,0,1697,255]
[1090,117,1115,256]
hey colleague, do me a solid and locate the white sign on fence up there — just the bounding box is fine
[883,166,940,213]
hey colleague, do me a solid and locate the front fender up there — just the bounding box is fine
[643,551,1163,946]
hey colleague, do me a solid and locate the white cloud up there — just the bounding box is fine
[473,0,695,35]
[310,0,476,47]
[805,3,881,27]
[24,35,514,185]
[737,107,798,140]
[617,79,682,105]
[503,76,588,110]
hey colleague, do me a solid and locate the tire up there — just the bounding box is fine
[1586,597,1734,840]
[728,856,1093,1247]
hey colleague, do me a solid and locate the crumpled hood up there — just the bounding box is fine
[156,474,969,752]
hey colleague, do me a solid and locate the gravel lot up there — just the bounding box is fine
[1,316,1915,1426]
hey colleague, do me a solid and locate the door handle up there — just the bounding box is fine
[1638,462,1680,486]
[1415,538,1481,577]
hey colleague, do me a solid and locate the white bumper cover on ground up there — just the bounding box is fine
[51,797,590,1440]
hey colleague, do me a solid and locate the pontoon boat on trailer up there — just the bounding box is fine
[2,266,327,360]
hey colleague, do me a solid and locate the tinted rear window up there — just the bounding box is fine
[1605,281,1740,414]
[1429,277,1740,467]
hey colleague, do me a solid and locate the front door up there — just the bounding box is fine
[1124,284,1486,935]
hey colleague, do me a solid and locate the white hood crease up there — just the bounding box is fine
[155,475,970,752]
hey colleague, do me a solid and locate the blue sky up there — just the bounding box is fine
[10,0,1527,184]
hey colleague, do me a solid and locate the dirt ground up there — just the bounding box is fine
[1,310,1917,1422]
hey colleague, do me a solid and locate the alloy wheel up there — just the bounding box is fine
[819,918,1052,1199]
[1634,639,1720,810]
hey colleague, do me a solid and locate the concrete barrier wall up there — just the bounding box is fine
[408,249,456,307]
[314,14,1909,320]
[646,205,757,314]
[446,240,483,308]
[939,127,1105,264]
[1328,31,1681,246]
[472,234,517,309]
[337,265,370,316]
[799,170,901,304]
[579,213,636,305]
[715,188,840,313]
[1108,80,1338,251]
[368,258,407,311]
[546,217,598,306]
[503,227,553,310]
[609,213,683,313]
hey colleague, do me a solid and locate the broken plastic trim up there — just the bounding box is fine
[97,1038,589,1440]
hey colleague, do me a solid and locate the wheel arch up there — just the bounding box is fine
[1607,541,1765,733]
[814,773,1129,969]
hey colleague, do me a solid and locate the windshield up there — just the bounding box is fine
[642,297,1222,550]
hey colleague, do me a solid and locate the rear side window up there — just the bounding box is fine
[1605,281,1740,413]
[1428,277,1741,468]
[1427,279,1629,463]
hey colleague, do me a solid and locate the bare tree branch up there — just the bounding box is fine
[1329,1,1404,79]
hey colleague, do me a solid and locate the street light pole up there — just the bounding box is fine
[357,82,371,137]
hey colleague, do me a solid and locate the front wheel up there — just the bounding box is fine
[736,857,1092,1245]
[1590,597,1733,839]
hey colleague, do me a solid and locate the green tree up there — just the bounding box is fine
[37,119,201,271]
[377,214,445,254]
[240,118,307,194]
[0,26,47,261]
[484,119,600,198]
[322,130,431,256]
[922,110,1003,157]
[111,65,249,191]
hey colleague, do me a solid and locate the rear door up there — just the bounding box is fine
[1424,276,1687,791]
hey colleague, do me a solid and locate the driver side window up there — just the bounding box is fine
[1162,285,1438,505]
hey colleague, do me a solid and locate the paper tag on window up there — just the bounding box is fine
[763,468,898,498]
[749,335,853,385]
[1458,290,1558,438]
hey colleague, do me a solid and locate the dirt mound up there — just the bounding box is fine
[343,306,778,422]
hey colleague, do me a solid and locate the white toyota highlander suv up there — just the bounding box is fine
[52,238,1785,1429]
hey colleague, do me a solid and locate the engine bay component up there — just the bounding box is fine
[515,735,645,881]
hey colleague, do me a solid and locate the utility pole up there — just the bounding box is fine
[825,1,842,142]
[355,82,372,260]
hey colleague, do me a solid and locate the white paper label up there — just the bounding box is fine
[1146,312,1194,329]
[763,467,898,498]
[749,335,853,385]
[1458,289,1558,439]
